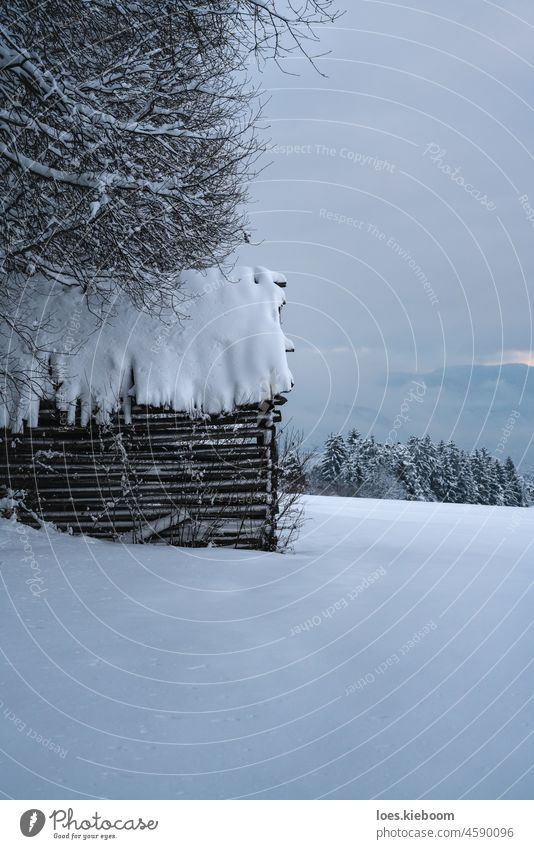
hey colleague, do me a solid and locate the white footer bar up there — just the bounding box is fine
[1,800,533,848]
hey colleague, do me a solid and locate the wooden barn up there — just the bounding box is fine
[0,267,294,549]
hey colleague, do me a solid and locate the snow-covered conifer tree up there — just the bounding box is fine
[395,444,425,500]
[456,451,479,504]
[503,456,525,507]
[431,441,455,502]
[407,435,436,500]
[472,448,495,505]
[320,434,347,488]
[343,428,364,493]
[357,440,406,499]
[444,442,463,503]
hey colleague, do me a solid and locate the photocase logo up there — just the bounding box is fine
[20,809,46,837]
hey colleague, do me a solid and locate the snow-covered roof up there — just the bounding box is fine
[1,267,294,431]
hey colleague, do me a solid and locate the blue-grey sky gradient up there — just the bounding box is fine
[236,0,534,469]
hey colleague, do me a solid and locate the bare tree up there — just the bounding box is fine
[1,1,338,309]
[1,3,252,310]
[275,428,315,550]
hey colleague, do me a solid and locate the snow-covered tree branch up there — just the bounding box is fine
[0,1,337,312]
[0,6,249,308]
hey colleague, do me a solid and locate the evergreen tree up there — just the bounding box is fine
[280,451,308,494]
[343,451,363,494]
[359,435,380,468]
[431,441,455,502]
[320,434,347,487]
[407,435,436,500]
[472,449,494,505]
[493,460,507,506]
[444,442,462,503]
[342,428,364,493]
[358,442,406,499]
[503,456,524,506]
[346,428,362,451]
[522,474,534,506]
[395,444,425,500]
[456,451,479,504]
[314,429,528,508]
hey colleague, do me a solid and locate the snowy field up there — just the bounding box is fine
[0,495,532,800]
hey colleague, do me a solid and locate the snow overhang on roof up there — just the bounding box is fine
[0,266,294,431]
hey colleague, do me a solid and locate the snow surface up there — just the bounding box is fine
[0,267,293,430]
[0,495,532,800]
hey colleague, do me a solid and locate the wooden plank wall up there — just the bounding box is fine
[0,402,281,550]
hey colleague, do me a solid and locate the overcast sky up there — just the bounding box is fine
[235,0,534,469]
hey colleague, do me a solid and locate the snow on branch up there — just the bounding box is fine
[0,0,336,322]
[0,3,262,308]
